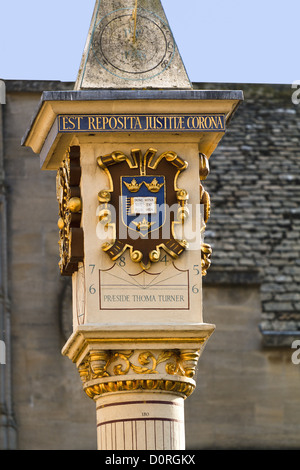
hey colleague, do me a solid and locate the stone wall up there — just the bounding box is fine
[187,284,300,450]
[1,80,300,449]
[0,94,17,449]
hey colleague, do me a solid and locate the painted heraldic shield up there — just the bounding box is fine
[97,148,189,269]
[121,175,166,238]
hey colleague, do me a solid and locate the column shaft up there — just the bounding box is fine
[96,392,185,450]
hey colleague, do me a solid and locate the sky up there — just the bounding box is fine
[0,0,299,85]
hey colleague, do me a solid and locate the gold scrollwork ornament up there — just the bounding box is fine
[78,348,201,383]
[199,153,212,276]
[56,146,84,276]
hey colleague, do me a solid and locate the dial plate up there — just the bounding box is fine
[91,8,175,80]
[98,252,190,311]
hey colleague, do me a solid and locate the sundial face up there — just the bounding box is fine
[75,0,191,89]
[97,250,192,312]
[91,8,175,81]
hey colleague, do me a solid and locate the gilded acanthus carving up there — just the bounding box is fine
[77,348,201,399]
[79,349,200,381]
[199,153,212,276]
[84,378,195,400]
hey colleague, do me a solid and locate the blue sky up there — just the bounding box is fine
[0,0,299,84]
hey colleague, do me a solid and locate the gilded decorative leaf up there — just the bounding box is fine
[113,364,126,375]
[156,351,175,365]
[138,351,153,366]
[130,363,158,374]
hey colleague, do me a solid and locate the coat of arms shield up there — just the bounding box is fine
[97,148,189,269]
[121,175,166,238]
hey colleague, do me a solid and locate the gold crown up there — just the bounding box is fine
[132,217,155,231]
[123,178,143,192]
[144,178,164,193]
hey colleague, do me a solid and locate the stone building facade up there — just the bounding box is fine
[0,80,299,449]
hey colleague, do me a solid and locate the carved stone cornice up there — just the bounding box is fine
[62,324,215,363]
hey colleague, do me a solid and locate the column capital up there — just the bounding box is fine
[62,324,215,400]
[79,348,200,399]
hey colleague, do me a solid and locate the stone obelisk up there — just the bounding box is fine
[22,0,243,450]
[75,0,191,90]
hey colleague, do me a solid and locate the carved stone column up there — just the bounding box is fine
[21,0,243,450]
[62,325,214,450]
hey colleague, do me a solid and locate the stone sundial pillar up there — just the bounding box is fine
[22,0,243,450]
